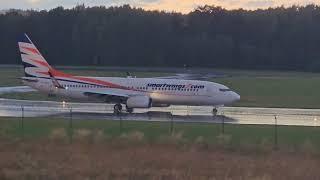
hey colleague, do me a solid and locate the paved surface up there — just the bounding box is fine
[0,98,319,126]
[0,86,35,94]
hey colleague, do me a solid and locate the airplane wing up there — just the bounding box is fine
[83,89,129,104]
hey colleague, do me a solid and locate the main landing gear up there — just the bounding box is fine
[114,103,122,115]
[113,104,134,114]
[126,106,134,113]
[212,108,218,116]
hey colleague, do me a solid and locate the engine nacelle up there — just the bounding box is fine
[152,103,170,107]
[126,96,152,108]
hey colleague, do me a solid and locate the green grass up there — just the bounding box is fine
[0,67,25,86]
[214,76,320,108]
[62,69,172,78]
[2,117,320,150]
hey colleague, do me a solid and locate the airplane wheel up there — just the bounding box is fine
[212,108,218,116]
[114,104,122,114]
[126,107,134,113]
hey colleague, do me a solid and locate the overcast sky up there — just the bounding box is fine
[2,0,320,13]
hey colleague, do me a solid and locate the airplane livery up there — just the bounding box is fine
[19,34,240,114]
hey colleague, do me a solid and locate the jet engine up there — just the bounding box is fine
[152,103,170,107]
[126,96,152,108]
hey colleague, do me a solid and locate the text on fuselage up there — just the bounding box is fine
[147,83,205,89]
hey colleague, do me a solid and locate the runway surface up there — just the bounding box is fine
[0,98,319,126]
[0,86,35,94]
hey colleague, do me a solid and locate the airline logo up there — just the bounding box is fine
[18,34,50,78]
[147,83,205,89]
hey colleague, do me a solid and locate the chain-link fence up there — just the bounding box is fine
[0,102,319,152]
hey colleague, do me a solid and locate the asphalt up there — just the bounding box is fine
[0,98,319,127]
[0,86,35,94]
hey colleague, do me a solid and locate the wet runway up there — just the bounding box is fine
[0,86,35,94]
[0,98,319,126]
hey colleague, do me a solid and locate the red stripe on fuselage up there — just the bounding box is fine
[50,69,130,90]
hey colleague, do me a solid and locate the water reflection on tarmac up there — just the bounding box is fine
[0,98,319,126]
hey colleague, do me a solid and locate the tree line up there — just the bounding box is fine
[1,4,320,72]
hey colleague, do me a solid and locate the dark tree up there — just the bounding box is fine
[1,4,320,72]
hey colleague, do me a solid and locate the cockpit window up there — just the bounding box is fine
[219,88,232,92]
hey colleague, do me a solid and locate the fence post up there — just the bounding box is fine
[187,106,189,116]
[170,112,174,134]
[222,112,225,135]
[274,115,278,150]
[21,106,24,138]
[119,114,123,134]
[69,107,73,143]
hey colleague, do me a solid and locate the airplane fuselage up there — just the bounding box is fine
[23,76,240,107]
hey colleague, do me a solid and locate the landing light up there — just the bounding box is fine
[62,101,66,108]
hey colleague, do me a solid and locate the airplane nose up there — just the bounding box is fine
[230,92,240,102]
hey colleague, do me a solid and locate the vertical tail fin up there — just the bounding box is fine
[18,34,52,77]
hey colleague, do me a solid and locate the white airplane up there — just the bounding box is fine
[18,34,240,115]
